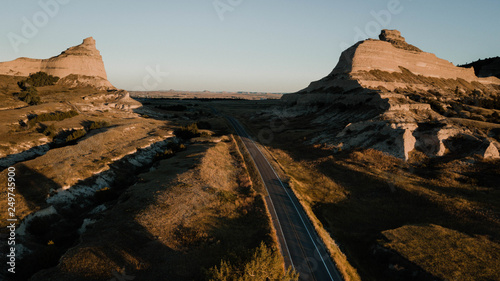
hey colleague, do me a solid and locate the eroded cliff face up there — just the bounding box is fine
[293,29,500,97]
[281,29,500,160]
[0,37,113,89]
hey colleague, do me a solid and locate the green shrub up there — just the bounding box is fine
[28,110,79,127]
[42,124,57,138]
[17,87,41,105]
[217,190,237,203]
[174,123,200,139]
[65,129,87,142]
[166,142,186,152]
[18,71,59,88]
[88,120,110,130]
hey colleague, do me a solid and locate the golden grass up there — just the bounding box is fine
[36,140,279,280]
[382,224,500,281]
[261,147,361,281]
[257,145,500,280]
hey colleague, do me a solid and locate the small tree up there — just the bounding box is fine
[17,87,41,105]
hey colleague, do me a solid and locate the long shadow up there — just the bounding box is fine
[223,103,500,280]
[0,123,116,173]
[27,142,272,281]
[0,164,67,281]
[1,99,272,281]
[2,141,207,280]
[0,145,51,172]
[0,123,169,280]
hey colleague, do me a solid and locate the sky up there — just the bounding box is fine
[1,0,499,93]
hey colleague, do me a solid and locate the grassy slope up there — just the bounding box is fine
[31,140,277,280]
[228,101,500,280]
[266,145,500,280]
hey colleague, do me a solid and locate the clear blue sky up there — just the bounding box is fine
[1,0,499,92]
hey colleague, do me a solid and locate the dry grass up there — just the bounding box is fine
[262,147,361,281]
[357,67,497,96]
[32,140,279,280]
[382,224,500,281]
[271,146,500,280]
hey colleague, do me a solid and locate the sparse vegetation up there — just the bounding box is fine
[18,71,59,88]
[207,242,298,281]
[16,86,41,105]
[42,124,57,138]
[174,123,200,139]
[87,120,110,130]
[65,129,87,142]
[383,224,500,281]
[27,110,79,127]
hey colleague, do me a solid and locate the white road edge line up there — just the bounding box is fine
[249,138,337,281]
[227,117,295,270]
[231,117,338,280]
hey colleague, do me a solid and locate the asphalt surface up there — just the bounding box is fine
[225,115,343,281]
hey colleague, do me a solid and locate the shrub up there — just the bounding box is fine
[65,129,87,142]
[42,124,57,138]
[207,242,298,281]
[17,87,41,105]
[28,110,79,127]
[88,120,110,130]
[19,71,59,88]
[174,123,200,139]
[217,190,237,203]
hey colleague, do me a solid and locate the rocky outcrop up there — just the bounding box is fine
[286,30,500,98]
[281,29,500,160]
[379,29,422,52]
[0,37,113,89]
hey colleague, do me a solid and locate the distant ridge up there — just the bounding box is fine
[459,57,500,79]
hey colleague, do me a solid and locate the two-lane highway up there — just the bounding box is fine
[225,115,343,281]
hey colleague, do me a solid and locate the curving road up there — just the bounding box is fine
[225,115,343,281]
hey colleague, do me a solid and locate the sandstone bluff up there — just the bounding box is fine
[0,37,113,89]
[282,29,500,160]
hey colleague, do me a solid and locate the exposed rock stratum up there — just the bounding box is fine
[282,29,500,160]
[0,37,114,89]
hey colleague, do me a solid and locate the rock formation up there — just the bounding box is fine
[0,37,114,89]
[378,29,422,52]
[282,29,500,160]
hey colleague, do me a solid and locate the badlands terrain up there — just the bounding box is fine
[0,29,499,281]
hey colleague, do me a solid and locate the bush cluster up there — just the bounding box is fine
[174,123,200,139]
[459,93,500,110]
[28,110,79,127]
[88,120,110,130]
[155,142,186,159]
[207,242,298,281]
[17,87,41,105]
[65,129,87,142]
[18,71,59,88]
[42,124,57,138]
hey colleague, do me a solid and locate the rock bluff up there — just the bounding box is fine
[0,37,113,88]
[298,29,500,95]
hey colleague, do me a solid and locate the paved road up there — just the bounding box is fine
[225,115,343,281]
